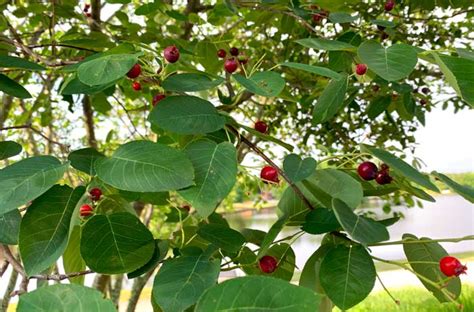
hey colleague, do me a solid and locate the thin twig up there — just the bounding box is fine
[0,260,9,277]
[0,245,25,277]
[29,270,94,281]
[0,124,69,149]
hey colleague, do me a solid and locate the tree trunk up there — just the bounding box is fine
[126,269,155,312]
[110,274,124,308]
[1,269,18,312]
[93,274,110,295]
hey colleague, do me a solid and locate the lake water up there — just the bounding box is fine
[226,195,474,269]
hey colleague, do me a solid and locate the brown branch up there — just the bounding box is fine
[11,275,29,297]
[0,124,70,149]
[0,245,25,277]
[29,270,94,282]
[82,97,98,149]
[28,43,96,52]
[227,126,314,210]
[0,260,9,277]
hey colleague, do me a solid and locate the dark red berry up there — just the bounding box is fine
[84,4,90,12]
[132,81,141,91]
[152,94,166,106]
[254,121,268,134]
[89,188,102,201]
[420,99,427,105]
[181,205,191,212]
[127,63,141,79]
[375,171,393,185]
[357,161,378,181]
[229,47,239,56]
[384,0,395,11]
[80,204,93,217]
[164,45,180,63]
[156,67,162,75]
[421,87,429,94]
[260,166,279,184]
[217,49,226,58]
[259,255,278,273]
[440,256,467,277]
[312,14,323,23]
[355,64,368,75]
[85,12,92,18]
[224,58,238,74]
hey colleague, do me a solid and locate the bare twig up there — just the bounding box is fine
[0,260,9,277]
[0,124,69,150]
[29,270,94,282]
[11,275,29,297]
[0,245,25,277]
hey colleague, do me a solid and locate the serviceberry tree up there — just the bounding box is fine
[0,0,473,311]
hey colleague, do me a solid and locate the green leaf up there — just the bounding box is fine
[77,53,139,86]
[280,62,342,80]
[95,194,136,215]
[241,228,266,246]
[80,212,155,274]
[304,169,363,209]
[233,71,285,97]
[148,95,226,135]
[162,73,225,92]
[0,55,45,70]
[332,198,389,245]
[328,12,358,23]
[371,19,396,28]
[429,52,474,107]
[0,156,69,215]
[0,209,21,245]
[312,74,348,125]
[17,284,115,312]
[19,185,85,276]
[320,245,376,310]
[128,239,168,279]
[0,73,32,98]
[198,223,245,253]
[296,38,356,51]
[358,41,418,81]
[367,95,391,119]
[302,208,340,235]
[153,253,220,312]
[178,140,237,218]
[63,225,86,284]
[195,276,321,311]
[95,140,194,192]
[283,154,317,183]
[432,171,474,203]
[0,140,22,160]
[361,144,439,192]
[300,244,333,294]
[68,148,105,176]
[60,75,117,95]
[257,217,287,258]
[402,234,461,302]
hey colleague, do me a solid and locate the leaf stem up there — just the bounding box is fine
[369,235,474,247]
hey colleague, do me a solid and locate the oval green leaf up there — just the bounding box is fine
[320,244,376,310]
[95,140,194,192]
[0,74,32,98]
[68,147,105,176]
[19,185,85,276]
[80,212,155,274]
[17,284,115,312]
[302,208,341,235]
[0,141,22,160]
[283,154,317,183]
[0,55,45,70]
[0,209,21,245]
[0,156,68,215]
[313,74,348,125]
[431,171,474,203]
[233,71,285,97]
[280,62,342,80]
[148,95,226,135]
[296,38,356,51]
[153,253,220,312]
[178,140,237,218]
[77,53,139,86]
[196,276,321,312]
[197,223,245,253]
[162,73,225,92]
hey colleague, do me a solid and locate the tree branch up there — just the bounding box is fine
[0,245,25,277]
[0,124,69,149]
[29,270,94,282]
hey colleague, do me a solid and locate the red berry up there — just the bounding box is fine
[259,255,278,273]
[217,49,226,58]
[224,58,238,74]
[254,121,268,134]
[84,4,90,12]
[181,205,191,212]
[127,63,141,79]
[357,161,378,181]
[312,14,323,23]
[440,256,467,277]
[375,171,393,185]
[380,163,389,171]
[89,188,102,201]
[132,81,141,91]
[164,45,180,63]
[420,99,427,105]
[421,87,429,94]
[152,94,166,106]
[229,47,239,56]
[80,204,93,217]
[260,166,279,184]
[85,12,92,18]
[384,0,395,11]
[355,64,368,75]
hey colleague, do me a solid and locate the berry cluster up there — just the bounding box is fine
[217,47,248,74]
[79,187,103,218]
[83,3,91,18]
[357,162,393,185]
